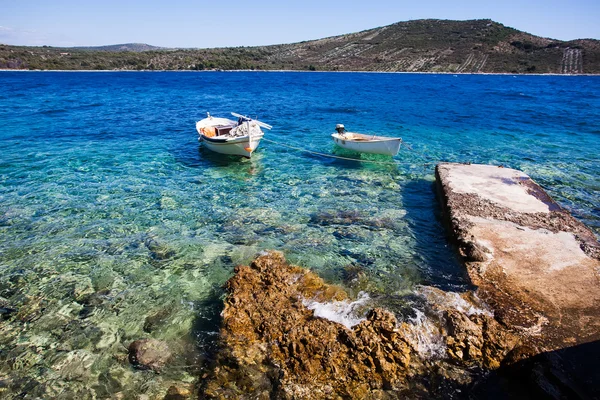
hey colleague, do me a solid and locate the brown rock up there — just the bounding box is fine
[444,309,519,369]
[461,240,489,262]
[163,384,191,400]
[201,251,521,398]
[201,251,418,398]
[128,338,171,372]
[445,309,484,363]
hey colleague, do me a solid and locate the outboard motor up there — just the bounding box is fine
[335,124,346,134]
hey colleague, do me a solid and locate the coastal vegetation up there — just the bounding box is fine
[1,19,599,73]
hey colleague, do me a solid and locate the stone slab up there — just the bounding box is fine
[436,162,600,351]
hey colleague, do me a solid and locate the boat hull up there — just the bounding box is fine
[199,134,263,158]
[196,116,265,158]
[332,133,401,156]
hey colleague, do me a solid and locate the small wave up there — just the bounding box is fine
[304,291,370,329]
[40,108,68,115]
[73,102,103,110]
[416,286,493,316]
[401,286,494,359]
[493,91,536,100]
[405,308,446,358]
[315,106,363,115]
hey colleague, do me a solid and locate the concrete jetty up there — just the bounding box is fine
[436,163,600,351]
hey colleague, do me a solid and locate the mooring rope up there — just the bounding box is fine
[261,137,435,166]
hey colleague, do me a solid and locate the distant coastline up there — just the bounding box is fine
[2,19,599,74]
[1,69,598,76]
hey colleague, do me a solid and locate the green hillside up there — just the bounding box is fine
[1,19,599,73]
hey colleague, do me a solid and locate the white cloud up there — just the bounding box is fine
[0,25,78,46]
[0,25,50,45]
[0,26,14,44]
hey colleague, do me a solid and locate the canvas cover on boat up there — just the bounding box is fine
[196,117,236,129]
[230,122,263,138]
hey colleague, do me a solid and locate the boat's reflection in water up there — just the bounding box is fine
[197,145,262,177]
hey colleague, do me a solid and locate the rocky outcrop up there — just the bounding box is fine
[201,251,519,399]
[444,309,519,370]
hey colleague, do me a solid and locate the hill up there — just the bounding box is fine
[72,43,163,52]
[1,19,599,73]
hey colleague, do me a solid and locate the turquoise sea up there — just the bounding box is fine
[1,71,599,398]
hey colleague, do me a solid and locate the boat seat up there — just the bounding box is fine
[216,126,233,136]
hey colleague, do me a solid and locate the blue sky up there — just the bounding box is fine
[1,0,599,48]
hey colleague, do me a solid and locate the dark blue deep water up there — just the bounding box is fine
[0,71,599,398]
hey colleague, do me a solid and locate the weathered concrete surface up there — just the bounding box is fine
[436,163,600,351]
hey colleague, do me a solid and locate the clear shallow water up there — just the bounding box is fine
[0,71,599,398]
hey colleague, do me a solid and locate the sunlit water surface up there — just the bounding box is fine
[1,71,599,398]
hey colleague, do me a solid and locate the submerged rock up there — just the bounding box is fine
[310,210,398,230]
[128,339,172,372]
[143,307,175,333]
[144,235,176,261]
[163,384,192,400]
[200,251,519,399]
[51,350,97,381]
[0,300,18,320]
[15,296,46,323]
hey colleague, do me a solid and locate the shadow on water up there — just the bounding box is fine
[398,340,600,399]
[301,145,402,173]
[468,340,600,399]
[401,179,472,291]
[189,254,239,368]
[172,143,261,176]
[304,152,374,170]
[195,146,252,167]
[190,287,225,358]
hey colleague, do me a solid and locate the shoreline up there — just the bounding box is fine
[0,68,599,76]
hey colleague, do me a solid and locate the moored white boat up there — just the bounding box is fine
[196,112,272,158]
[331,124,401,156]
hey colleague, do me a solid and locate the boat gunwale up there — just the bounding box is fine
[331,133,402,143]
[201,132,264,144]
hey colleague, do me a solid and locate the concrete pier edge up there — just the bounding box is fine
[435,162,600,352]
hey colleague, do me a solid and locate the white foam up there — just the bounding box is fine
[405,308,446,359]
[304,292,370,329]
[417,286,493,317]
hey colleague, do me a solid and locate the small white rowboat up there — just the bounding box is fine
[331,124,401,156]
[196,112,272,158]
